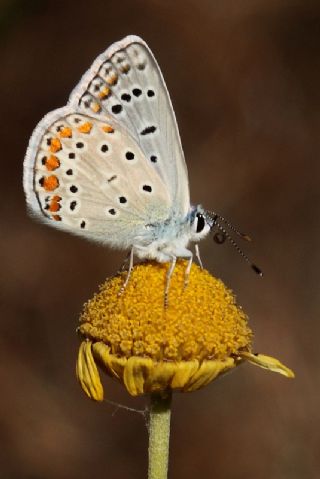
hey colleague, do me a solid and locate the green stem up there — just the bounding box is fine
[148,392,172,479]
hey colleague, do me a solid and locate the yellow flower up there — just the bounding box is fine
[76,261,294,401]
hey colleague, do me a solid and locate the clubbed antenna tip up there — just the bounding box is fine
[252,264,263,277]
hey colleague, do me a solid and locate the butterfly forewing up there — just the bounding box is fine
[25,110,171,248]
[24,36,190,249]
[69,36,190,217]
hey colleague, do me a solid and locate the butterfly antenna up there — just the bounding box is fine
[209,211,252,241]
[214,222,263,277]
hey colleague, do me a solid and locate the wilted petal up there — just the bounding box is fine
[76,341,104,401]
[238,352,294,378]
[92,342,127,379]
[145,362,177,392]
[171,360,199,389]
[124,357,154,396]
[185,358,236,392]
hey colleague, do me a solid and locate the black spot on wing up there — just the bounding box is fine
[125,151,135,160]
[121,93,131,102]
[140,126,157,136]
[101,144,109,153]
[132,88,142,97]
[112,104,122,114]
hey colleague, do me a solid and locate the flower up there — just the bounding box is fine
[76,261,294,401]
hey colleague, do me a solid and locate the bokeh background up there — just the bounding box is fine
[1,0,319,477]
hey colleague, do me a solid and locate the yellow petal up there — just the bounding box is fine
[76,342,91,398]
[171,360,199,389]
[239,352,295,378]
[124,357,154,396]
[185,358,235,392]
[76,341,104,401]
[92,342,127,379]
[145,362,177,392]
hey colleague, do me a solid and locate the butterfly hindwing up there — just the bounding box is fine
[69,35,190,217]
[24,109,172,248]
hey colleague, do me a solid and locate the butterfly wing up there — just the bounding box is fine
[23,109,171,248]
[24,36,189,248]
[69,35,190,217]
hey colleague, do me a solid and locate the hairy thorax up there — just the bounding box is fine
[135,233,192,262]
[135,215,193,262]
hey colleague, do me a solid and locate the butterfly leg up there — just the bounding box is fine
[164,256,177,308]
[119,246,134,296]
[184,253,193,289]
[195,244,203,269]
[118,250,132,273]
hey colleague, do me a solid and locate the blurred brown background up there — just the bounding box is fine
[1,0,319,477]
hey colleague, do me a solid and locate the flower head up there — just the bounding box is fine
[76,261,294,401]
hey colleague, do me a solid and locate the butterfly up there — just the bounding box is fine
[23,35,261,304]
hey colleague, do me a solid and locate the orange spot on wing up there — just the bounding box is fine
[59,127,72,138]
[99,86,111,99]
[106,74,118,85]
[50,138,62,153]
[42,175,59,191]
[77,122,93,134]
[91,103,101,113]
[49,195,62,212]
[52,214,62,221]
[120,64,130,74]
[45,155,60,171]
[102,124,114,133]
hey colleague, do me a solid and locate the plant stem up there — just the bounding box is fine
[148,392,172,479]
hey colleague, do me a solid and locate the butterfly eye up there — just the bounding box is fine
[196,213,205,233]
